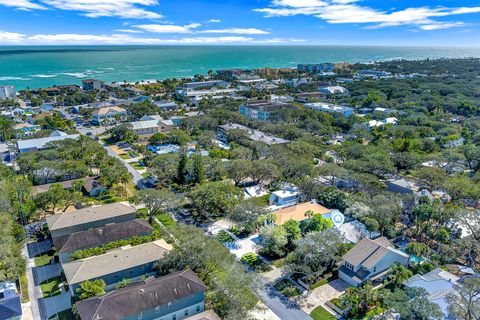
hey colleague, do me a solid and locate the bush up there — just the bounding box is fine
[217,230,235,243]
[241,253,272,272]
[274,279,301,297]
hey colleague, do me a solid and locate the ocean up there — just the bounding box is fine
[1,45,479,90]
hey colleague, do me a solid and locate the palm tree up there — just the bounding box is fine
[405,242,429,266]
[386,264,413,288]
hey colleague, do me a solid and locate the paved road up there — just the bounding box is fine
[102,144,144,186]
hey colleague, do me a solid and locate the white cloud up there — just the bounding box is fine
[208,19,221,23]
[0,0,47,10]
[420,21,465,31]
[255,1,480,30]
[134,23,201,33]
[0,31,305,45]
[0,30,26,42]
[199,28,270,35]
[115,29,144,33]
[40,0,162,19]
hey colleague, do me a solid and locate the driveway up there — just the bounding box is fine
[102,144,145,186]
[300,279,349,314]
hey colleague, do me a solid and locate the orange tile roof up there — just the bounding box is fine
[274,202,331,225]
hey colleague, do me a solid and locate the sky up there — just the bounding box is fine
[0,0,480,46]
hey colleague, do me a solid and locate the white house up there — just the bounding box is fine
[403,268,460,319]
[319,86,349,95]
[339,237,409,287]
[367,117,398,129]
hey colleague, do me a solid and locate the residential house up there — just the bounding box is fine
[75,269,206,320]
[0,282,21,320]
[367,117,398,130]
[62,239,172,294]
[319,86,349,95]
[82,176,107,196]
[403,268,460,319]
[82,79,104,92]
[154,100,179,111]
[91,106,127,125]
[288,77,312,88]
[304,102,354,117]
[244,185,268,199]
[12,123,40,138]
[269,186,300,207]
[386,179,416,194]
[374,107,395,114]
[273,201,331,225]
[53,219,153,262]
[16,131,80,153]
[129,115,174,141]
[30,176,105,196]
[239,100,296,121]
[46,202,137,238]
[175,80,232,100]
[339,237,409,287]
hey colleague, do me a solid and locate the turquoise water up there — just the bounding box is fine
[1,45,480,90]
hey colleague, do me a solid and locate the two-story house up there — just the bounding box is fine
[91,106,127,125]
[339,237,409,287]
[46,202,137,238]
[0,281,22,320]
[53,219,153,263]
[75,269,206,320]
[62,239,172,295]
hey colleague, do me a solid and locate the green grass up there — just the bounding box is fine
[156,213,176,227]
[34,253,53,267]
[40,276,62,298]
[271,257,286,268]
[48,309,75,320]
[310,306,336,320]
[310,278,329,290]
[119,153,131,160]
[131,162,145,170]
[20,272,29,303]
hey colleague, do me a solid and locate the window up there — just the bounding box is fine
[184,310,188,316]
[172,315,176,320]
[196,305,200,312]
[137,312,143,320]
[344,262,354,270]
[155,306,160,314]
[168,302,172,309]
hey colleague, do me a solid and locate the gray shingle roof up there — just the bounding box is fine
[46,202,136,232]
[76,269,206,320]
[17,134,80,151]
[342,237,407,267]
[53,219,153,254]
[62,239,172,285]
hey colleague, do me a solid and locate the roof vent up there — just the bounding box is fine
[140,289,144,293]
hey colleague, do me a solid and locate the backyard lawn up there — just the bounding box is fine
[34,253,53,267]
[310,306,336,320]
[40,276,62,298]
[119,153,131,160]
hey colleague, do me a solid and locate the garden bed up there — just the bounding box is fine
[274,278,302,297]
[241,253,272,272]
